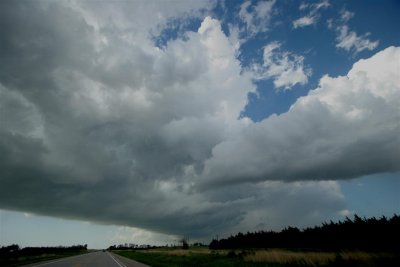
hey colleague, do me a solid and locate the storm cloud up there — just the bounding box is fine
[0,1,399,239]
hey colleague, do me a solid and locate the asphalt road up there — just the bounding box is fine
[25,251,150,267]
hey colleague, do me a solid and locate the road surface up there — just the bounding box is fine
[24,251,150,267]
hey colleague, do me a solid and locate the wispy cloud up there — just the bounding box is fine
[336,25,379,53]
[293,16,315,29]
[340,9,354,22]
[334,9,379,54]
[293,0,330,29]
[238,0,275,36]
[251,42,311,89]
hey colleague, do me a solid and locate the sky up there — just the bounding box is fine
[0,0,399,249]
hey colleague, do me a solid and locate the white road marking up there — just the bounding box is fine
[108,252,127,267]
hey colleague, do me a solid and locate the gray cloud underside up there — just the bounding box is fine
[1,1,399,238]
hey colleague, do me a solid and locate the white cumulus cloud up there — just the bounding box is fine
[199,46,400,189]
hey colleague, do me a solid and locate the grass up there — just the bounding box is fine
[115,248,400,267]
[115,249,256,267]
[0,251,88,267]
[244,250,336,265]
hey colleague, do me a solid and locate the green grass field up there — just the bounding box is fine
[115,248,400,267]
[116,249,250,267]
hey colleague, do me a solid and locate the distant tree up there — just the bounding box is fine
[180,237,189,249]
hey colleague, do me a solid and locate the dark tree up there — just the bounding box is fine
[209,214,400,251]
[180,237,189,249]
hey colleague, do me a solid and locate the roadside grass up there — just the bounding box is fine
[244,250,335,265]
[115,250,257,267]
[244,249,400,267]
[115,248,400,267]
[0,251,88,267]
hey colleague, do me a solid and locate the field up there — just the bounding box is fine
[0,250,89,267]
[115,247,400,267]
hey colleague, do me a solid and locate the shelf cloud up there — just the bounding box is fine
[0,1,398,239]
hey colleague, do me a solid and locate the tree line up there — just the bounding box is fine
[209,214,400,251]
[108,244,158,250]
[0,244,87,258]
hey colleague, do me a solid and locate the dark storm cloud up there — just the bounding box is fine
[0,0,398,238]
